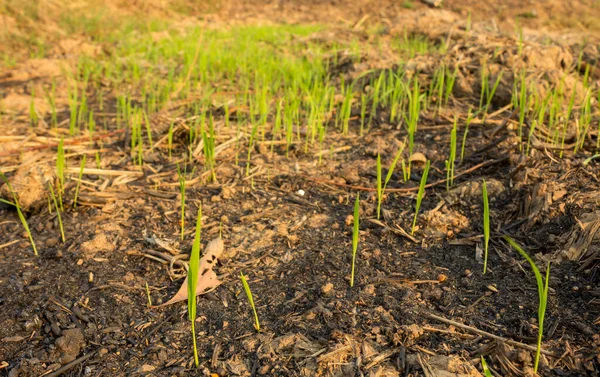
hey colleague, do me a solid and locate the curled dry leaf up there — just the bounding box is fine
[409,152,427,164]
[154,237,224,307]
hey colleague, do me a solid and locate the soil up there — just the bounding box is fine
[1,1,600,377]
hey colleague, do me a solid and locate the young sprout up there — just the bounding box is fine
[460,108,473,161]
[48,183,65,243]
[376,145,405,219]
[240,272,260,332]
[187,205,202,368]
[480,356,493,377]
[406,79,420,177]
[56,137,65,211]
[350,193,360,287]
[482,180,490,274]
[411,160,430,235]
[73,155,86,208]
[177,163,187,241]
[445,116,457,190]
[503,235,550,374]
[0,172,37,255]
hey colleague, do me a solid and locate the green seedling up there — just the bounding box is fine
[0,172,37,255]
[481,356,493,377]
[240,272,260,332]
[246,122,259,176]
[503,235,550,374]
[460,108,474,161]
[411,160,430,235]
[29,90,38,127]
[56,137,65,211]
[376,145,405,219]
[177,163,187,241]
[167,120,175,160]
[445,116,457,190]
[406,79,421,177]
[482,180,490,274]
[350,192,360,287]
[48,183,65,243]
[202,114,216,181]
[73,155,86,208]
[187,205,202,368]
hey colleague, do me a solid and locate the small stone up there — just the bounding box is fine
[345,214,354,226]
[321,283,334,295]
[46,237,59,247]
[362,284,376,296]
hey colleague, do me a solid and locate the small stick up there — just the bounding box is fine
[422,312,559,357]
[45,351,95,377]
[301,157,509,193]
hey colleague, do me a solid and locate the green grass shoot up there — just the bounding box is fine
[445,116,457,190]
[411,160,430,235]
[482,180,490,274]
[177,163,186,241]
[240,272,260,332]
[0,172,37,255]
[56,137,65,211]
[48,182,65,243]
[350,192,360,287]
[187,205,202,368]
[481,356,493,377]
[376,145,404,219]
[503,235,550,374]
[73,155,86,208]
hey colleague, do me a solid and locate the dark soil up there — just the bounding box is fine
[1,1,599,377]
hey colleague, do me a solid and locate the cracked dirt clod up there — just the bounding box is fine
[54,328,85,364]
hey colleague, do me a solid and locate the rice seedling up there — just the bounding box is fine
[29,89,38,127]
[168,120,175,160]
[480,356,493,377]
[516,71,528,151]
[376,145,405,219]
[360,93,367,136]
[56,137,65,211]
[73,155,87,208]
[350,192,360,287]
[411,160,430,235]
[406,78,421,176]
[187,205,202,368]
[202,114,216,181]
[177,163,187,241]
[48,182,65,243]
[503,235,550,374]
[445,116,457,190]
[480,66,504,123]
[460,108,474,161]
[482,180,490,274]
[69,85,79,135]
[240,272,261,332]
[0,172,38,256]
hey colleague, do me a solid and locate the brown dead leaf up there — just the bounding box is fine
[154,238,224,307]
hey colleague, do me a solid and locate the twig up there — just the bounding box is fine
[422,312,559,357]
[45,351,95,377]
[301,157,509,193]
